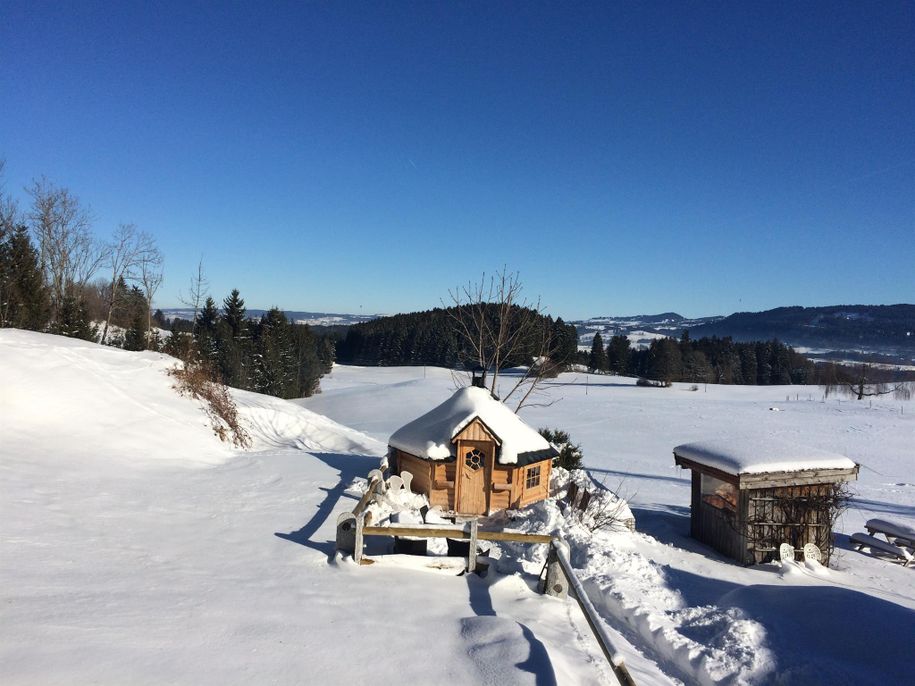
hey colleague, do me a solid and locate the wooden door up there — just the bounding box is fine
[456,441,489,515]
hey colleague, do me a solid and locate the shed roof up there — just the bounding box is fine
[673,438,857,476]
[389,386,557,466]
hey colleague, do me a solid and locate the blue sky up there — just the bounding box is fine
[1,1,912,320]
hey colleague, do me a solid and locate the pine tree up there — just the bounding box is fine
[0,225,50,330]
[53,293,96,341]
[124,311,146,351]
[588,332,606,372]
[253,308,296,397]
[220,289,249,387]
[607,335,631,375]
[194,297,222,366]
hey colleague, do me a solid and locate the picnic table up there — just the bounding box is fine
[865,518,915,548]
[849,518,915,567]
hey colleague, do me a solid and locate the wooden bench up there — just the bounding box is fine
[865,518,915,550]
[850,532,913,566]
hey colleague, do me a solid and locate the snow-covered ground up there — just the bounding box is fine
[303,365,915,685]
[0,331,610,685]
[2,330,913,685]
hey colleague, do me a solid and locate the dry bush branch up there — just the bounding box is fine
[168,360,250,448]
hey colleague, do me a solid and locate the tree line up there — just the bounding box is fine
[1,163,163,347]
[337,304,578,371]
[586,331,836,386]
[163,290,335,399]
[0,163,332,400]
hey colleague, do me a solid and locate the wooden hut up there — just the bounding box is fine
[388,386,558,516]
[673,439,858,565]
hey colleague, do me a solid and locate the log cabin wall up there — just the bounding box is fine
[392,428,553,515]
[394,450,457,510]
[490,465,514,512]
[519,460,551,508]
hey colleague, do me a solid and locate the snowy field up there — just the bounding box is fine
[2,330,913,685]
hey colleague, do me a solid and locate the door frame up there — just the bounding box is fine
[454,438,492,515]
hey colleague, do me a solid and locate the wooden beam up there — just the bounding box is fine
[362,525,553,544]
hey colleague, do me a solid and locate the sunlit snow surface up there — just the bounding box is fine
[2,330,913,685]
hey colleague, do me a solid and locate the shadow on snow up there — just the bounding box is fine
[274,451,378,558]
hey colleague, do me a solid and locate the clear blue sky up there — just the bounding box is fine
[1,1,912,320]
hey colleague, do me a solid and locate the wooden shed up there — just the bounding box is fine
[388,386,558,516]
[674,439,859,565]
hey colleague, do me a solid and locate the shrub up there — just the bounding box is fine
[636,377,670,388]
[538,427,583,471]
[168,360,251,448]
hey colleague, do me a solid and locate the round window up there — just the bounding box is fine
[464,449,484,471]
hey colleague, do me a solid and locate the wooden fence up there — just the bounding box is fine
[335,469,637,686]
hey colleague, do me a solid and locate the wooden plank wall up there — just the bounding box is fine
[394,450,457,510]
[519,460,551,508]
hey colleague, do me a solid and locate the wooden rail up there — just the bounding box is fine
[547,539,637,686]
[362,524,553,544]
[333,468,636,685]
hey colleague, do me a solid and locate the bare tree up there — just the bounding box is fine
[844,363,905,400]
[26,178,104,323]
[99,224,160,343]
[447,268,561,412]
[138,240,164,348]
[179,257,208,323]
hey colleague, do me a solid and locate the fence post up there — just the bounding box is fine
[336,512,357,557]
[354,511,365,563]
[544,540,569,598]
[467,519,478,573]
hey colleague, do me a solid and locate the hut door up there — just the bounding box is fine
[457,442,488,515]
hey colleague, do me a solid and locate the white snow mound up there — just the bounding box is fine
[0,329,380,465]
[389,385,553,464]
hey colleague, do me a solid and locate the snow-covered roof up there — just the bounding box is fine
[389,386,556,465]
[673,438,857,476]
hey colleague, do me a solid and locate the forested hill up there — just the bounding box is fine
[687,305,915,354]
[336,306,578,368]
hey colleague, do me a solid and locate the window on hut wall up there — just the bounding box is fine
[525,464,542,489]
[701,473,737,513]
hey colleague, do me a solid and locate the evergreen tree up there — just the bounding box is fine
[646,338,682,385]
[252,308,296,397]
[607,335,631,375]
[0,225,50,330]
[550,317,578,369]
[194,297,222,366]
[220,289,250,387]
[53,293,96,341]
[123,310,146,351]
[588,332,607,372]
[152,309,168,329]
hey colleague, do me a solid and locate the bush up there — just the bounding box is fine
[636,377,670,388]
[168,360,250,448]
[538,427,583,471]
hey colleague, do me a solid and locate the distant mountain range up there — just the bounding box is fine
[160,308,379,327]
[573,313,723,349]
[573,305,915,364]
[163,304,915,365]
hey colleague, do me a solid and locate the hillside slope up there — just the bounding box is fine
[0,330,616,686]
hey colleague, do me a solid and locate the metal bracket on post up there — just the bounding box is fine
[544,539,569,598]
[467,519,479,573]
[336,512,357,557]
